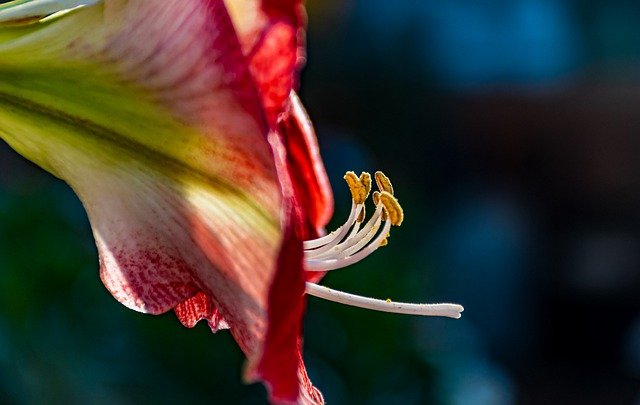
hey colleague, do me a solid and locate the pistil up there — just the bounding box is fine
[305,282,463,319]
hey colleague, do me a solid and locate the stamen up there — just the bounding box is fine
[305,205,382,260]
[302,169,463,319]
[304,202,362,256]
[356,204,366,223]
[378,191,403,226]
[305,219,391,270]
[303,228,342,250]
[306,209,382,262]
[372,191,380,205]
[304,173,400,266]
[344,171,368,205]
[375,171,394,195]
[335,212,383,259]
[304,171,372,254]
[360,172,372,196]
[372,191,387,221]
[305,282,464,319]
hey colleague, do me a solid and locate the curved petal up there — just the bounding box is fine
[254,211,323,405]
[175,292,230,333]
[0,0,282,296]
[222,1,333,235]
[0,0,292,398]
[0,1,279,211]
[224,0,306,125]
[0,1,333,402]
[0,99,282,345]
[280,92,334,237]
[244,129,323,405]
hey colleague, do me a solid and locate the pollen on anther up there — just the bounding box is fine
[386,298,392,303]
[375,171,394,195]
[372,190,380,205]
[379,191,404,226]
[344,171,368,204]
[372,191,388,221]
[360,172,372,196]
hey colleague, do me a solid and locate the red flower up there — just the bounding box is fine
[0,1,462,403]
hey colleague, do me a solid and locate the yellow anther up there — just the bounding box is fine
[344,171,367,205]
[372,191,388,220]
[375,171,394,195]
[380,238,388,247]
[386,298,392,303]
[357,205,366,223]
[360,172,372,197]
[379,191,403,226]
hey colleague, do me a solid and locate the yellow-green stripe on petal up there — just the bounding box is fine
[0,1,341,403]
[0,0,284,349]
[0,3,280,215]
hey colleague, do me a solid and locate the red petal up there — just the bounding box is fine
[175,292,230,333]
[280,92,334,238]
[247,198,323,405]
[87,1,280,208]
[1,1,329,402]
[99,245,198,315]
[241,125,324,404]
[249,19,298,125]
[254,0,306,126]
[225,0,305,126]
[89,181,200,315]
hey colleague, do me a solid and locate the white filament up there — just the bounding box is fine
[303,202,361,255]
[304,202,384,263]
[305,282,464,319]
[305,219,391,271]
[303,227,344,250]
[305,213,380,261]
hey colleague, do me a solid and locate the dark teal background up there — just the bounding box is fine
[2,0,640,403]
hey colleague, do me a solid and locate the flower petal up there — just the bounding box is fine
[280,92,334,237]
[175,292,230,333]
[0,95,282,331]
[224,0,306,125]
[0,0,282,298]
[0,1,279,212]
[245,130,323,405]
[224,0,333,235]
[257,218,323,405]
[0,1,329,402]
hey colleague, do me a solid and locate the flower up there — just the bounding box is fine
[0,1,463,404]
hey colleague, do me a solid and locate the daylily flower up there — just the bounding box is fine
[0,0,463,404]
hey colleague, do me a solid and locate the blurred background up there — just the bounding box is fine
[1,0,640,403]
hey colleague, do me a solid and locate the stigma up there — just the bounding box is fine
[303,171,464,319]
